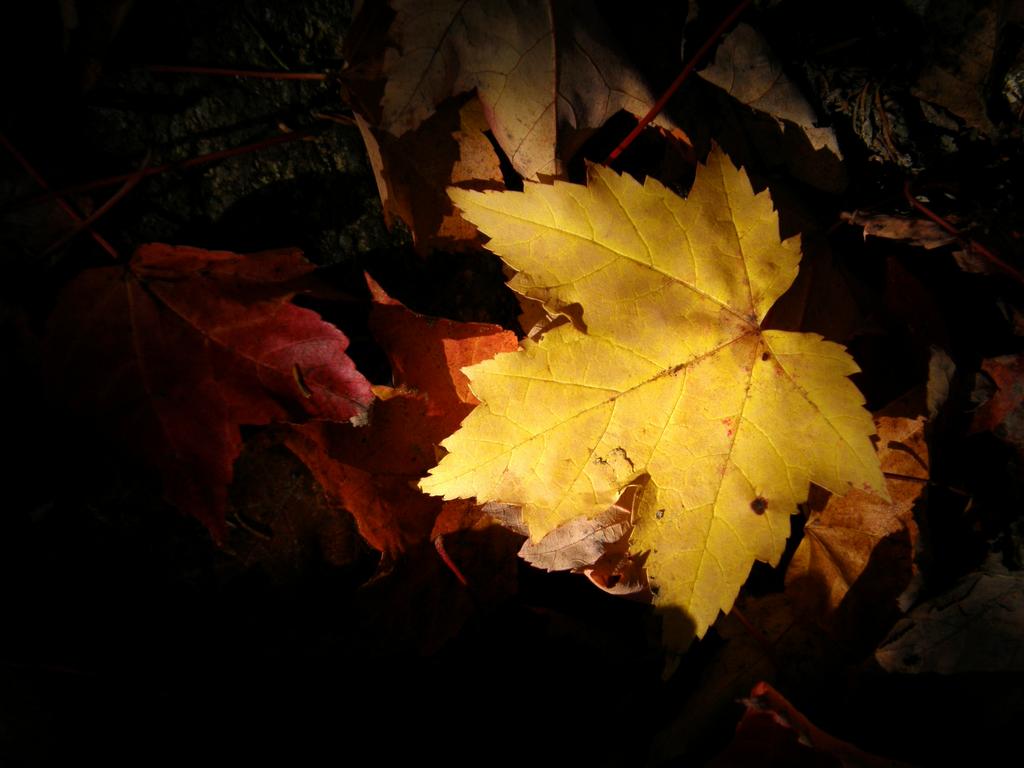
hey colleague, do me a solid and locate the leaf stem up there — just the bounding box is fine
[0,132,119,259]
[42,151,152,256]
[18,128,319,207]
[605,0,752,163]
[434,534,469,587]
[147,64,328,80]
[903,180,1024,286]
[731,605,778,665]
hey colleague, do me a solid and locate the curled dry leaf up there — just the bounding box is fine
[379,0,671,179]
[786,416,927,642]
[517,488,649,596]
[840,211,958,250]
[519,504,631,572]
[581,548,650,597]
[44,244,373,540]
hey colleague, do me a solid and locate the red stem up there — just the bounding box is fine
[434,535,469,587]
[731,605,778,665]
[311,111,356,126]
[0,132,119,259]
[903,180,1024,286]
[605,0,752,163]
[148,64,328,81]
[25,128,317,205]
[43,152,152,255]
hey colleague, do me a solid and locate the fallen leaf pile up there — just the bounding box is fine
[9,0,1024,762]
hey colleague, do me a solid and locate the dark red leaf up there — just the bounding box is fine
[711,681,910,767]
[45,243,372,539]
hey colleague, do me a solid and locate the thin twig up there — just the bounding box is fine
[0,132,119,259]
[312,111,356,126]
[731,605,778,666]
[903,180,1024,286]
[148,64,328,80]
[434,535,469,587]
[605,0,752,163]
[23,128,319,205]
[241,11,292,71]
[43,151,152,255]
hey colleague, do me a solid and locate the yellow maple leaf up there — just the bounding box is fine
[419,147,886,648]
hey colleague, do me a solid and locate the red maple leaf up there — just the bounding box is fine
[284,274,518,556]
[44,244,373,539]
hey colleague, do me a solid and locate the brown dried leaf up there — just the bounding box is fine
[357,97,504,252]
[786,416,927,640]
[479,501,530,536]
[971,353,1024,457]
[876,557,1024,674]
[581,549,650,597]
[912,2,999,134]
[227,434,364,580]
[841,211,958,250]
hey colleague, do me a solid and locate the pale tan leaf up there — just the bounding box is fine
[841,211,958,250]
[699,23,841,158]
[356,98,504,252]
[519,505,631,572]
[380,0,671,179]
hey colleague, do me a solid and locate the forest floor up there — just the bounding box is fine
[2,1,1023,765]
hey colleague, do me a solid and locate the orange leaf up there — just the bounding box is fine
[971,353,1024,458]
[285,275,518,555]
